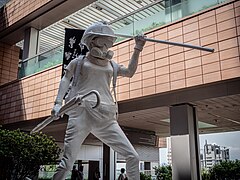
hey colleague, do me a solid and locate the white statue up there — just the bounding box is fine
[51,21,146,180]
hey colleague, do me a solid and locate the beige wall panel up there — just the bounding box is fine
[0,0,51,31]
[0,43,19,86]
[0,65,61,124]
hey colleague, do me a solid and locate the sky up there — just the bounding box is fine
[199,131,240,160]
[160,131,240,165]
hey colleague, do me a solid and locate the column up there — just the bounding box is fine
[103,144,116,180]
[103,144,110,180]
[22,27,39,59]
[110,148,116,180]
[170,103,201,180]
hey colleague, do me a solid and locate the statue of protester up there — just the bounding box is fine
[52,21,146,180]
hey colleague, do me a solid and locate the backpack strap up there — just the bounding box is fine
[72,55,86,86]
[110,60,118,103]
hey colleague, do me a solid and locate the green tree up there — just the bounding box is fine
[140,172,151,180]
[0,129,61,180]
[201,168,210,180]
[154,165,172,180]
[209,160,240,180]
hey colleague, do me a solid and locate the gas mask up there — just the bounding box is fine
[90,47,114,60]
[90,37,114,60]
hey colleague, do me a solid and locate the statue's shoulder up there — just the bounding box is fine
[67,57,78,66]
[73,55,85,63]
[68,55,86,67]
[71,55,87,86]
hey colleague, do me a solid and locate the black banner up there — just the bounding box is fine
[62,28,88,76]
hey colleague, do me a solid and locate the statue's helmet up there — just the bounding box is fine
[81,21,117,49]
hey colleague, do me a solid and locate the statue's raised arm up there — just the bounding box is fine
[118,35,146,78]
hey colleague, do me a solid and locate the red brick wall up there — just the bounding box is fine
[0,65,61,124]
[0,0,51,31]
[0,42,20,85]
[113,1,240,101]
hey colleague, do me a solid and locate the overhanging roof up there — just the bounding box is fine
[17,0,166,52]
[3,77,240,138]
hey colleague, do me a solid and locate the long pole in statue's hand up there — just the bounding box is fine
[114,33,214,53]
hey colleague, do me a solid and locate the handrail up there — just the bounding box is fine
[22,43,63,63]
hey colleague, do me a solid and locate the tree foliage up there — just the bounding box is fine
[140,172,151,180]
[154,160,240,180]
[154,165,172,180]
[208,160,240,180]
[0,129,61,180]
[201,168,211,180]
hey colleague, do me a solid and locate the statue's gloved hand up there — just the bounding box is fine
[51,103,62,117]
[134,34,146,51]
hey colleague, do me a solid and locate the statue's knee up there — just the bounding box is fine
[58,158,72,171]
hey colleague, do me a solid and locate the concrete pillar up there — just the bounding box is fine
[103,144,110,180]
[103,144,116,180]
[110,148,116,180]
[170,103,201,180]
[22,27,39,59]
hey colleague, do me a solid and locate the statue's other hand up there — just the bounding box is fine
[51,104,62,117]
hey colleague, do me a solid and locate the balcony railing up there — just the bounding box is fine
[18,45,63,78]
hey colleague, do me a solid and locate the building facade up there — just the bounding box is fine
[0,0,240,179]
[201,140,230,169]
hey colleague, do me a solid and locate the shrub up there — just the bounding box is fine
[140,172,151,180]
[154,161,240,180]
[0,129,61,180]
[201,168,210,180]
[209,160,240,180]
[154,165,172,180]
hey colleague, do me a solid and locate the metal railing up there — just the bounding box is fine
[18,44,63,78]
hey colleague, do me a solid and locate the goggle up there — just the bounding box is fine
[92,37,114,48]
